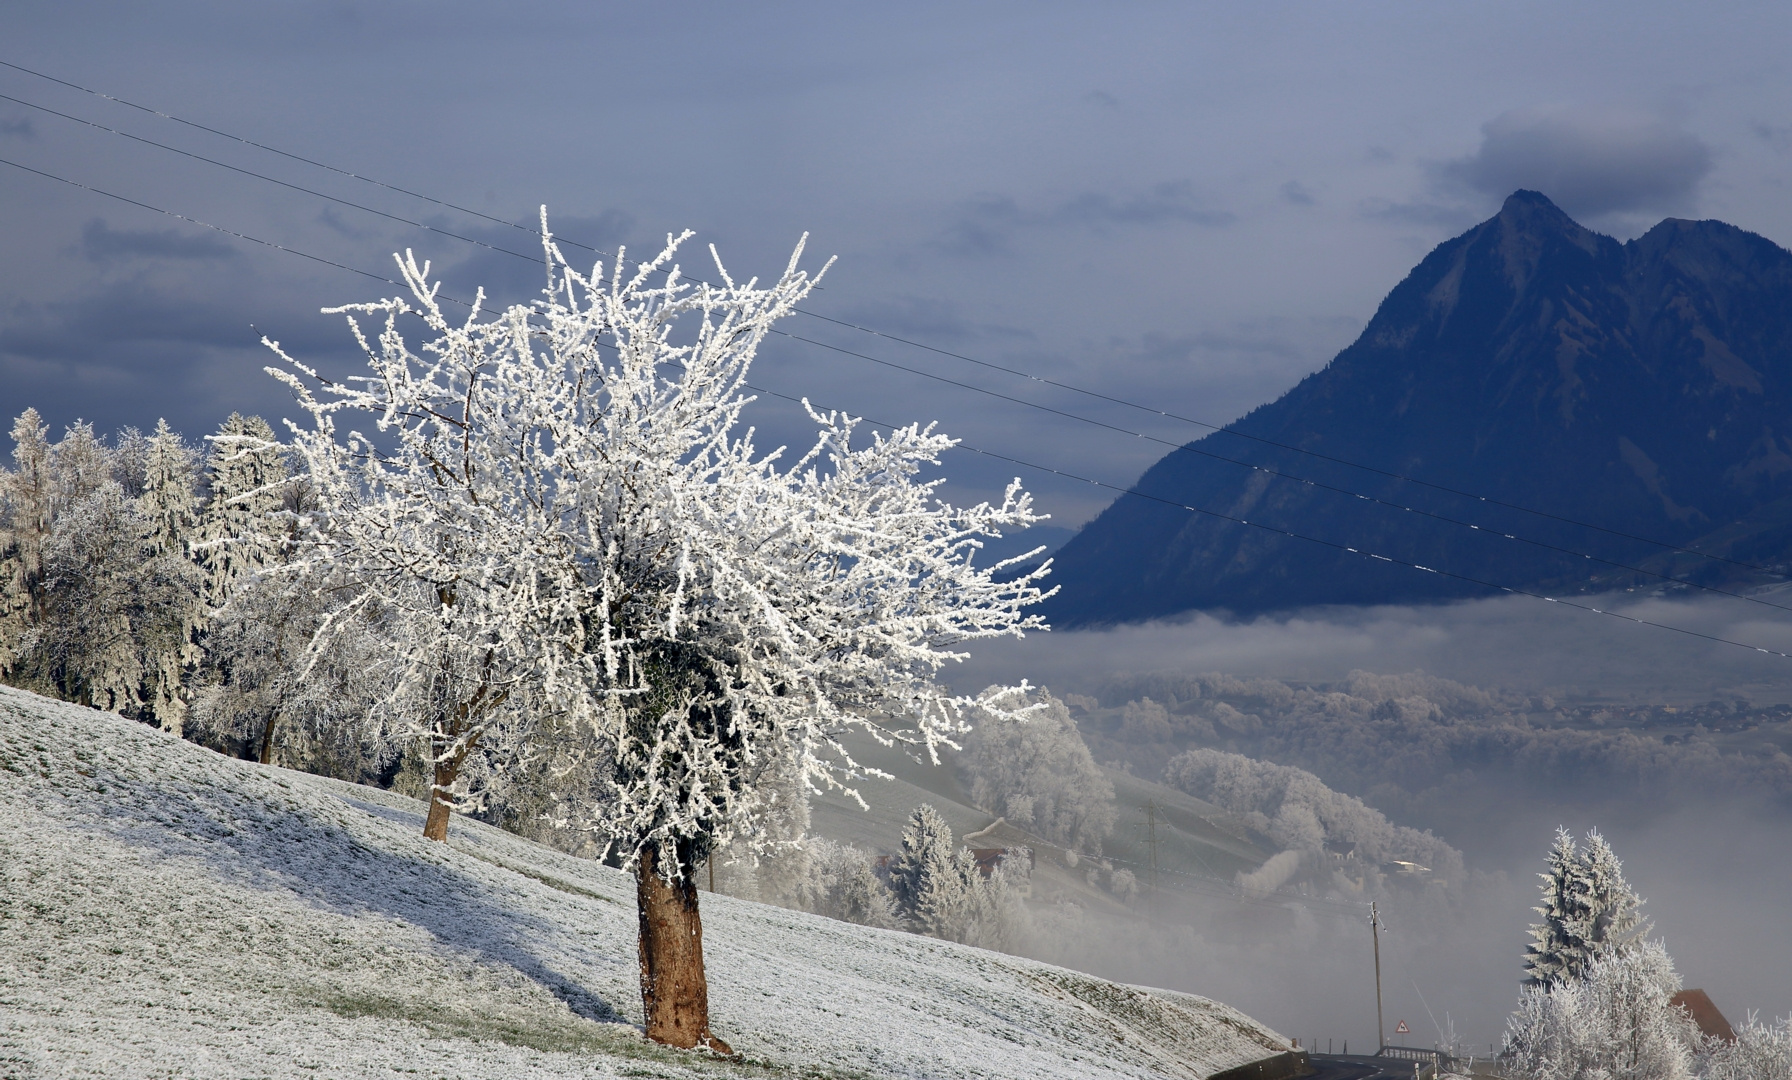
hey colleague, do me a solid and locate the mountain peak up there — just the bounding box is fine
[1044,204,1792,624]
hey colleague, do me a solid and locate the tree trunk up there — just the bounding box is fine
[422,751,460,842]
[257,714,277,765]
[635,844,730,1053]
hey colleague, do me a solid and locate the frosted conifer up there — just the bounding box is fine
[50,421,108,517]
[0,409,54,671]
[1580,828,1649,952]
[1523,827,1650,990]
[893,804,971,939]
[195,413,288,611]
[139,419,205,730]
[109,426,149,498]
[142,420,200,559]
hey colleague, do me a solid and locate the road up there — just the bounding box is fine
[1303,1055,1418,1079]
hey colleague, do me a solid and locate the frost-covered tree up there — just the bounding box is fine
[109,426,149,498]
[1524,828,1650,990]
[188,566,391,768]
[892,804,971,938]
[142,420,200,559]
[1162,746,1464,885]
[1701,1014,1792,1080]
[195,413,289,611]
[0,409,55,672]
[886,803,1029,948]
[12,483,200,720]
[962,688,1116,852]
[1505,940,1697,1080]
[50,420,109,516]
[267,216,1050,1049]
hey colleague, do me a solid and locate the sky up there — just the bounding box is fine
[6,1,1792,531]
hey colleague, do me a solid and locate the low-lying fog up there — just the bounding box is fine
[944,590,1792,1055]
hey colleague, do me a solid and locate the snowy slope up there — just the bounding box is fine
[0,686,1292,1080]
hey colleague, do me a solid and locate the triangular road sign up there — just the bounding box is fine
[1395,1020,1410,1034]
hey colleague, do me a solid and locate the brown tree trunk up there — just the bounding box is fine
[635,845,731,1054]
[422,751,460,842]
[257,714,277,765]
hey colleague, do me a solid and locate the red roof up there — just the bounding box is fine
[1671,989,1735,1042]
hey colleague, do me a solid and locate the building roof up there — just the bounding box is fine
[1671,989,1735,1043]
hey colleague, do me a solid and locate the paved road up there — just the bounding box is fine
[1304,1055,1414,1079]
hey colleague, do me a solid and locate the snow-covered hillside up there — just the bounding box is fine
[0,686,1292,1079]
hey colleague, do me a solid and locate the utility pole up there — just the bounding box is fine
[1370,901,1385,1054]
[1143,800,1162,918]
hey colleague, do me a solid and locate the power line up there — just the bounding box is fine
[8,150,1792,664]
[0,53,1778,580]
[0,153,415,295]
[0,90,544,266]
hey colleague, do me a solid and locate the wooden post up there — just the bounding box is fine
[1371,901,1386,1053]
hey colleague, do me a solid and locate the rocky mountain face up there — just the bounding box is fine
[1047,190,1792,624]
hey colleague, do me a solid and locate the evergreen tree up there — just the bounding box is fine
[139,419,205,730]
[1580,829,1650,952]
[892,804,972,939]
[50,420,108,517]
[1524,828,1651,990]
[195,413,288,611]
[109,426,149,498]
[0,409,54,673]
[142,420,200,558]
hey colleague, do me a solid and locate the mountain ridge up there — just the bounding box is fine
[1047,191,1792,624]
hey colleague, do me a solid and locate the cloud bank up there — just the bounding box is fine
[1442,106,1712,219]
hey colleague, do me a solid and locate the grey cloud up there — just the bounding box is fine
[1751,121,1792,153]
[80,219,237,262]
[1358,197,1482,229]
[1057,181,1234,229]
[1279,181,1315,207]
[940,194,1026,256]
[1084,89,1121,110]
[0,116,34,139]
[940,182,1231,256]
[1440,106,1712,218]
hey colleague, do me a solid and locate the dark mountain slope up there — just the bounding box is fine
[1048,191,1792,624]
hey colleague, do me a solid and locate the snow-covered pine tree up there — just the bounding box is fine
[109,426,149,498]
[50,420,109,518]
[267,214,1050,1051]
[892,804,973,940]
[1580,828,1650,952]
[142,420,200,559]
[1524,828,1592,990]
[0,409,54,673]
[195,413,289,612]
[1523,827,1651,989]
[139,419,205,731]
